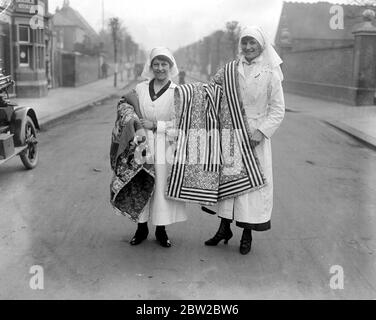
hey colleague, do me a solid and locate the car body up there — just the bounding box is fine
[0,75,39,169]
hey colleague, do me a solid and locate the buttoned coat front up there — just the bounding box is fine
[214,58,285,229]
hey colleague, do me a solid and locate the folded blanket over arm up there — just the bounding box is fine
[110,100,155,222]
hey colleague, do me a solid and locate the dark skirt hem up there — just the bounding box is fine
[236,221,271,232]
[201,207,271,232]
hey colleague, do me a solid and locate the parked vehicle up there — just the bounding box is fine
[0,74,39,169]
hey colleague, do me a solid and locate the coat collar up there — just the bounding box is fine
[238,55,264,79]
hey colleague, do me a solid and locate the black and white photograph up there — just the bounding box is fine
[0,0,375,304]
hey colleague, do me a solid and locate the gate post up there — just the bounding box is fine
[352,9,376,106]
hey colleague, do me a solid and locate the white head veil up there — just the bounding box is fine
[239,26,284,81]
[141,47,179,80]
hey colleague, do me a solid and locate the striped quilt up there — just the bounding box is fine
[166,61,267,205]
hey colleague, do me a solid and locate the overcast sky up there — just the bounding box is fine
[48,0,352,51]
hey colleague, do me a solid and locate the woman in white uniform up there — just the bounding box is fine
[205,26,285,255]
[130,47,187,247]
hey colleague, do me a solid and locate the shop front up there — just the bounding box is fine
[0,4,12,76]
[12,0,49,98]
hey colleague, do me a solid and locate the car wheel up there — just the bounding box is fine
[20,116,39,170]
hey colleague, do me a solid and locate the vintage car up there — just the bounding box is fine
[0,74,39,169]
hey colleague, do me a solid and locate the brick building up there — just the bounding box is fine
[52,0,98,53]
[0,0,12,74]
[0,0,51,98]
[275,1,376,106]
[52,0,102,87]
[0,0,12,77]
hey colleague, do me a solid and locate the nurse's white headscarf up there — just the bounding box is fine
[141,47,179,80]
[239,26,284,81]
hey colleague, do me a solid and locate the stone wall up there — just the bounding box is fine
[280,45,359,104]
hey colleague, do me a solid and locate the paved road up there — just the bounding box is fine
[0,93,375,300]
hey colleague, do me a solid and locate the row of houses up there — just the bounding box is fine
[174,29,238,80]
[0,0,105,98]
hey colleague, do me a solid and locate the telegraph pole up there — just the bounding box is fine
[109,17,120,88]
[102,0,105,32]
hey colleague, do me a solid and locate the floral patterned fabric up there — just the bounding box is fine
[110,100,155,223]
[166,71,267,206]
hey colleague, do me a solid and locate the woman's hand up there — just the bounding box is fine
[140,119,156,131]
[250,130,265,148]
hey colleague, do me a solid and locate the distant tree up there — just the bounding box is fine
[98,29,114,59]
[173,21,242,77]
[210,30,225,74]
[97,18,142,67]
[137,47,146,63]
[124,34,136,62]
[226,21,241,59]
[200,36,211,76]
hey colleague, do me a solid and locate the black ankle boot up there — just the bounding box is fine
[130,223,149,246]
[240,229,253,255]
[205,218,233,246]
[155,226,172,248]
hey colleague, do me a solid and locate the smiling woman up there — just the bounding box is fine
[116,47,187,249]
[202,25,286,255]
[240,36,263,62]
[151,57,173,82]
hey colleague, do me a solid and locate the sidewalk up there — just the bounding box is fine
[14,76,135,129]
[285,93,376,149]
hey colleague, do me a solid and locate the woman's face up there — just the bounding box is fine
[241,36,263,62]
[151,57,171,81]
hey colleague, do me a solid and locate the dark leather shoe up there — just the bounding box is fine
[240,229,252,255]
[130,223,149,246]
[155,226,172,248]
[205,219,233,246]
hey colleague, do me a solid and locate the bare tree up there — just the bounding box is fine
[226,21,241,60]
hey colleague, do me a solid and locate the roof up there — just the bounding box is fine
[53,4,98,40]
[276,1,376,44]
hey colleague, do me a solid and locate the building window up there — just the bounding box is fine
[19,45,30,66]
[19,25,30,43]
[17,24,46,69]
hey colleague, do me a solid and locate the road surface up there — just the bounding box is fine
[0,92,375,300]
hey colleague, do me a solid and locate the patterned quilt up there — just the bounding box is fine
[110,100,155,222]
[166,61,267,205]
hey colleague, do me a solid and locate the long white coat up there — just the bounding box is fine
[136,81,187,226]
[217,56,285,226]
